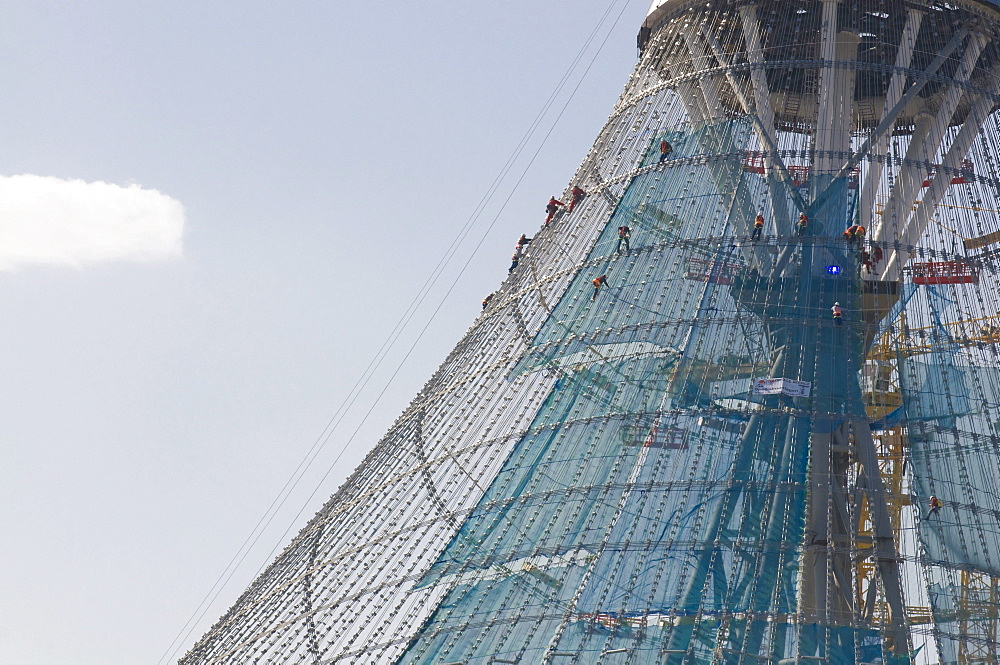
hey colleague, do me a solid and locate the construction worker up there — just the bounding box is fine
[617,225,631,253]
[832,302,843,325]
[751,213,765,240]
[860,249,872,273]
[659,139,673,163]
[592,274,608,301]
[796,213,808,236]
[569,186,586,212]
[482,294,493,310]
[509,245,523,273]
[925,495,942,519]
[872,245,884,270]
[517,234,532,247]
[545,196,564,225]
[844,224,866,246]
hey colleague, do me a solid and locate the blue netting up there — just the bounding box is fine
[398,117,885,665]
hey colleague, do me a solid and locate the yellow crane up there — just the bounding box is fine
[860,313,1000,663]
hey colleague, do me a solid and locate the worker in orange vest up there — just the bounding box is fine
[844,224,866,246]
[617,225,631,253]
[926,495,942,519]
[796,213,808,236]
[569,186,586,212]
[592,274,608,301]
[832,302,843,326]
[751,214,765,240]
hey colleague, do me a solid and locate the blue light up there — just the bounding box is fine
[827,265,841,275]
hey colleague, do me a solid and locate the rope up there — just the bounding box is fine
[159,2,634,662]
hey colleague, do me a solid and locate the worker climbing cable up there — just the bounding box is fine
[751,213,764,240]
[796,213,808,236]
[592,274,607,301]
[659,138,673,163]
[545,196,564,225]
[617,225,631,254]
[872,245,884,270]
[568,186,586,212]
[925,495,942,519]
[517,234,532,247]
[860,250,872,273]
[832,302,843,326]
[509,245,523,273]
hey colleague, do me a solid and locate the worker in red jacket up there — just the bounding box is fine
[569,186,586,212]
[545,196,564,225]
[659,139,673,163]
[872,245,884,269]
[860,250,872,273]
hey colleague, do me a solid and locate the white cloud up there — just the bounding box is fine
[0,174,185,270]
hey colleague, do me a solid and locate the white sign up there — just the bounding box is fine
[753,378,811,397]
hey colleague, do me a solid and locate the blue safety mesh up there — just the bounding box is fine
[397,117,875,665]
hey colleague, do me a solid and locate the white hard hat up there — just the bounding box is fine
[834,302,840,306]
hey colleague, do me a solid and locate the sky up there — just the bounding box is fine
[0,2,651,663]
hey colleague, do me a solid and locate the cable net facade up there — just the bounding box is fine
[181,0,1000,663]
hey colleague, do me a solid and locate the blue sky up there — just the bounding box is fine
[0,1,649,663]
